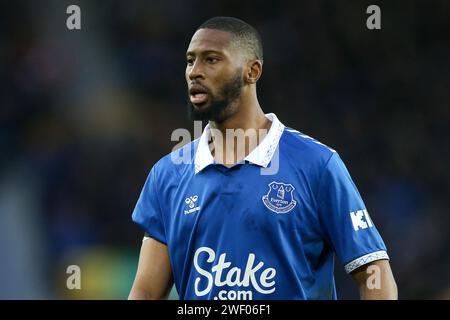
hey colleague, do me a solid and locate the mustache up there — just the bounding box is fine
[187,83,212,96]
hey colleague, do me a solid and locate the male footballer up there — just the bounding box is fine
[128,17,397,300]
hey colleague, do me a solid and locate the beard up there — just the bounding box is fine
[187,70,243,123]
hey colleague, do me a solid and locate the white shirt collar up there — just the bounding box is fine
[194,113,285,174]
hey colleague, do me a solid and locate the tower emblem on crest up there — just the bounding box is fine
[262,181,297,214]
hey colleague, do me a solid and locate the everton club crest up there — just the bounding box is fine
[262,181,297,214]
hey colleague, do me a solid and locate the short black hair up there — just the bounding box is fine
[198,16,263,63]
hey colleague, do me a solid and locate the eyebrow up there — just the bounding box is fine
[186,50,224,57]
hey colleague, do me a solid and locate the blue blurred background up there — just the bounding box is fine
[0,0,449,299]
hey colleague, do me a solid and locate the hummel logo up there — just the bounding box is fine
[184,195,201,215]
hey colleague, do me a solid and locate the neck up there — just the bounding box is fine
[208,90,272,167]
[209,89,269,133]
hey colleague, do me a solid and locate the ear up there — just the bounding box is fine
[244,59,263,84]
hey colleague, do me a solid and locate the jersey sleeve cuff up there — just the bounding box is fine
[142,232,167,245]
[344,250,389,274]
[132,214,167,244]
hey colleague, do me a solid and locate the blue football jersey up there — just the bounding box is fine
[132,113,389,300]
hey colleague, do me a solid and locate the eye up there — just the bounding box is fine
[206,57,219,64]
[186,57,194,66]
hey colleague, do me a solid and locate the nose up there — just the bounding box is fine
[187,60,205,81]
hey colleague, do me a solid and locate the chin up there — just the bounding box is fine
[193,102,210,110]
[188,104,212,121]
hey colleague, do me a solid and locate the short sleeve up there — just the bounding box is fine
[317,153,389,273]
[131,166,167,244]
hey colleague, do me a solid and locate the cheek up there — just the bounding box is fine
[185,68,190,82]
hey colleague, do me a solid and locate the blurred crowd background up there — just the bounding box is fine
[1,0,449,299]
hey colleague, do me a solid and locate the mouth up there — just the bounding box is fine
[189,85,209,106]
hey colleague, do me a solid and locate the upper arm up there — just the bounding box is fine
[128,237,174,300]
[130,162,174,299]
[317,153,389,272]
[351,259,398,300]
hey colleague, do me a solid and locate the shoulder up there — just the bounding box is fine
[280,127,337,168]
[151,138,199,180]
[279,127,355,198]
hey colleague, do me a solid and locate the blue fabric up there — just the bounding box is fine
[132,128,387,300]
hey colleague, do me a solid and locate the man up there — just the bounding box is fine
[128,17,397,300]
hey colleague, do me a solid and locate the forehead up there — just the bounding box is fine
[187,28,233,54]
